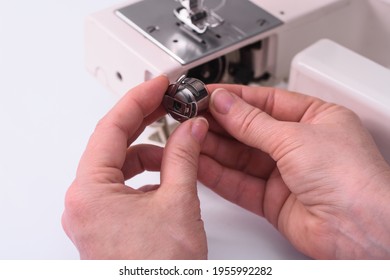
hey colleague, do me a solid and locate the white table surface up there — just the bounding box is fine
[0,1,307,260]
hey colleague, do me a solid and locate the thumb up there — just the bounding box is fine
[209,88,291,158]
[160,117,209,195]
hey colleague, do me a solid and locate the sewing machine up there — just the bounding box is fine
[85,0,390,162]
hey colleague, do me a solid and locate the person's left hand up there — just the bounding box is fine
[62,76,209,259]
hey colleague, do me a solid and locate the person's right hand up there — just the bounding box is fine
[198,85,390,259]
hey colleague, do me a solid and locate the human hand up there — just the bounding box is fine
[62,76,209,259]
[199,84,390,259]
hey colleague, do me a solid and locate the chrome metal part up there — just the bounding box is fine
[174,0,223,34]
[116,0,283,65]
[163,75,209,122]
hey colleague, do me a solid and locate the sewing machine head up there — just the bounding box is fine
[85,0,390,156]
[85,0,390,94]
[113,0,282,86]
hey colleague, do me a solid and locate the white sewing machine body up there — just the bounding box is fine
[86,0,390,161]
[85,0,389,89]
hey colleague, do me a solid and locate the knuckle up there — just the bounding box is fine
[95,117,122,135]
[263,88,277,116]
[94,116,111,131]
[236,146,252,171]
[238,107,265,140]
[63,182,90,224]
[169,144,198,171]
[232,174,248,206]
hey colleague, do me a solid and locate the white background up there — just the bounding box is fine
[0,1,306,259]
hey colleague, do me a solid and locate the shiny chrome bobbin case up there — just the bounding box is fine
[163,75,210,122]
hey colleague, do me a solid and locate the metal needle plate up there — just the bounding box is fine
[116,0,283,65]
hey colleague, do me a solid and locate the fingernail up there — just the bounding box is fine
[191,117,209,143]
[211,88,235,114]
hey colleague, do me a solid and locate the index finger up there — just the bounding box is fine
[78,76,169,177]
[207,84,322,122]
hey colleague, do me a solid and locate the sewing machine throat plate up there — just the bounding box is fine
[116,0,283,65]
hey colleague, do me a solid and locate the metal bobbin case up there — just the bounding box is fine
[163,75,209,122]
